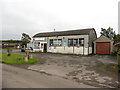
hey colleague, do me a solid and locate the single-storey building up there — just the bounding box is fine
[32,37,47,52]
[93,35,114,54]
[32,28,97,55]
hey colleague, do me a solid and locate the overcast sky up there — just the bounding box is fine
[0,0,119,40]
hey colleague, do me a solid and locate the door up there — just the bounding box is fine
[92,42,94,54]
[96,42,110,54]
[43,43,47,52]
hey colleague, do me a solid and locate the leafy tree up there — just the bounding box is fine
[113,34,120,54]
[100,27,116,40]
[21,33,31,47]
[114,34,120,44]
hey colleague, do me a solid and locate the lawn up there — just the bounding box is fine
[0,52,40,65]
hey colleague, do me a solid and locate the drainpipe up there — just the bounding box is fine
[83,39,84,55]
[73,39,74,54]
[88,42,89,55]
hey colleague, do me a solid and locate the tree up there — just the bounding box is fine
[21,33,31,47]
[100,27,116,40]
[113,34,120,54]
[115,43,120,51]
[114,34,120,44]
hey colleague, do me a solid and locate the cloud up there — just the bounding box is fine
[1,0,119,40]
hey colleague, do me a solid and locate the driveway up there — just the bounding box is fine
[27,52,118,88]
[2,50,119,88]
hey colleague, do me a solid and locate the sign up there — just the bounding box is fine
[63,41,67,46]
[48,47,51,50]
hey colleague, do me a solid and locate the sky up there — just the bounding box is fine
[0,0,119,40]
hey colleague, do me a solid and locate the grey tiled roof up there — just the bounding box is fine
[33,28,95,37]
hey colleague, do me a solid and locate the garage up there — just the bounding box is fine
[96,42,110,54]
[94,35,113,55]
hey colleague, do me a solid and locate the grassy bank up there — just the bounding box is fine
[0,52,39,65]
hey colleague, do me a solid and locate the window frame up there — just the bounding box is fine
[79,38,84,46]
[49,39,53,46]
[68,39,73,46]
[49,39,62,46]
[73,38,78,46]
[68,38,84,47]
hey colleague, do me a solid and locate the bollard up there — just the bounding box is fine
[29,54,33,59]
[7,48,12,56]
[24,49,29,62]
[24,56,28,62]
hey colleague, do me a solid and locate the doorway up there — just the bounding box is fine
[44,43,47,52]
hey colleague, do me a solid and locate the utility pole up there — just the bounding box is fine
[54,29,55,32]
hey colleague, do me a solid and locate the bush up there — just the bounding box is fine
[111,50,117,56]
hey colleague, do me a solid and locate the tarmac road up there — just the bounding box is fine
[2,64,96,88]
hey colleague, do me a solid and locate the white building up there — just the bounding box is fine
[33,28,97,55]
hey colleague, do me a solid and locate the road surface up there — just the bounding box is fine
[2,64,96,88]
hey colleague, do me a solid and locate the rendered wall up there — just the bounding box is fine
[47,35,89,55]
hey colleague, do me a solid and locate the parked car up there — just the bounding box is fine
[21,48,26,52]
[21,47,31,52]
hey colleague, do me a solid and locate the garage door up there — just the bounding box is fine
[96,42,110,54]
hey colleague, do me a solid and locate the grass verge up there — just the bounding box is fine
[0,52,39,65]
[99,64,119,75]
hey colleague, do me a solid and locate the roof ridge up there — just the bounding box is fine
[37,28,94,34]
[33,28,95,37]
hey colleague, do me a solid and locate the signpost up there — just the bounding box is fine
[7,48,12,56]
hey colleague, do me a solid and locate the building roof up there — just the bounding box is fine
[94,35,113,43]
[33,28,95,38]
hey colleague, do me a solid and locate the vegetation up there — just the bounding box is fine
[21,33,31,47]
[100,27,120,55]
[114,34,120,44]
[99,64,120,75]
[1,40,22,43]
[112,40,120,55]
[100,27,116,40]
[0,52,39,65]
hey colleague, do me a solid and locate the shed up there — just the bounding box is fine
[93,35,113,54]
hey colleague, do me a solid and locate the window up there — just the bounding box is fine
[68,39,73,46]
[53,39,58,46]
[73,39,78,46]
[79,38,84,46]
[38,42,40,46]
[49,39,62,46]
[50,39,53,46]
[58,39,62,46]
[41,43,43,48]
[68,38,84,46]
